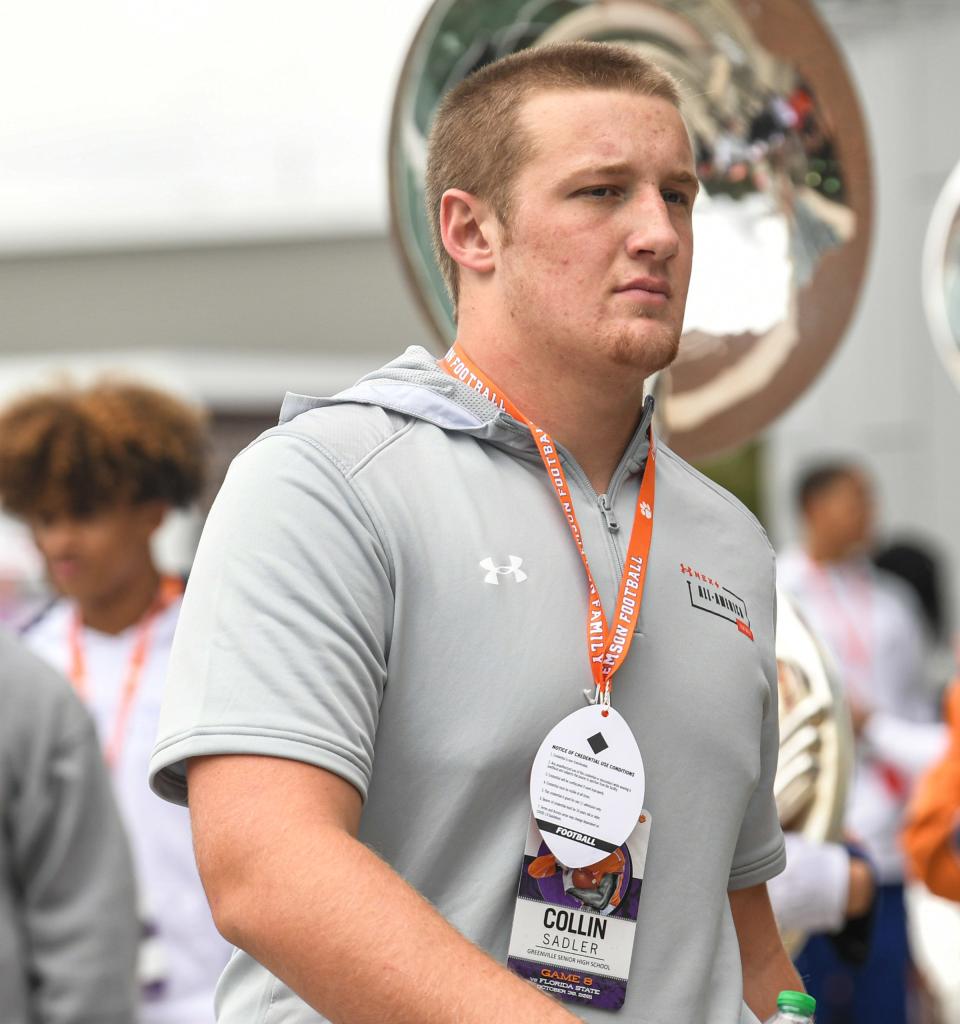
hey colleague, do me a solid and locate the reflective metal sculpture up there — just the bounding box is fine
[923,160,960,393]
[389,0,873,459]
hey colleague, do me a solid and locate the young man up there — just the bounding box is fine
[778,462,948,1022]
[0,381,231,1024]
[151,43,798,1023]
[1,630,139,1024]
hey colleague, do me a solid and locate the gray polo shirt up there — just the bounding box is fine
[150,347,785,1024]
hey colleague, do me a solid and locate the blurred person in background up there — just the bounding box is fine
[902,680,960,1023]
[896,671,957,1024]
[875,538,960,1022]
[778,461,948,1024]
[0,380,231,1024]
[873,540,948,650]
[903,680,960,903]
[1,629,139,1024]
[874,537,957,701]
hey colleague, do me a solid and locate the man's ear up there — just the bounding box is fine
[439,189,498,276]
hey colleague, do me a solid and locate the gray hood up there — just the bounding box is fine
[279,345,654,463]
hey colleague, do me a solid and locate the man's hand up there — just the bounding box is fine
[730,883,804,1021]
[188,754,580,1024]
[845,857,875,918]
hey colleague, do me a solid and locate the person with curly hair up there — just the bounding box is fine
[0,379,231,1024]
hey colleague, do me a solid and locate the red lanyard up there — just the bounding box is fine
[69,576,183,770]
[803,556,873,686]
[440,343,656,712]
[803,556,910,796]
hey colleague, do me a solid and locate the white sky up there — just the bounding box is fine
[0,0,434,251]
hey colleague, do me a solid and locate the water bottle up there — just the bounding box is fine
[763,990,816,1022]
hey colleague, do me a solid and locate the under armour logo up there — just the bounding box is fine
[639,501,652,519]
[479,555,527,585]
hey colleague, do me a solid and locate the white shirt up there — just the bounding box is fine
[769,834,851,935]
[24,595,231,1024]
[778,547,947,882]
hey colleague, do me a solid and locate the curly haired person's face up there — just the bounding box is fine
[30,501,166,607]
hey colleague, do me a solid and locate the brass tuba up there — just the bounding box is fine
[774,586,853,953]
[389,0,869,949]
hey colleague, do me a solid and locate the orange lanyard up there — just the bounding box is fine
[440,343,656,713]
[68,576,183,770]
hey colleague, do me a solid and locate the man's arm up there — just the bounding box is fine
[730,883,803,1021]
[189,754,579,1024]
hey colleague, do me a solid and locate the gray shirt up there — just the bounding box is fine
[1,629,139,1024]
[150,347,785,1024]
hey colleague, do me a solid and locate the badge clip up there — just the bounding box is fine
[584,682,612,716]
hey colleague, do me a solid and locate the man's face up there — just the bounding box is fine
[492,87,697,376]
[30,501,165,607]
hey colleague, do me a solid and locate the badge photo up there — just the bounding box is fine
[507,812,652,1011]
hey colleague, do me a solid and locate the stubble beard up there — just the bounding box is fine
[609,314,682,375]
[502,275,682,379]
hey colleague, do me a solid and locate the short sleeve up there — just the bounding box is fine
[149,429,394,806]
[728,557,787,890]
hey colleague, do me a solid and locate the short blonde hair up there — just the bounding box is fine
[425,41,682,315]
